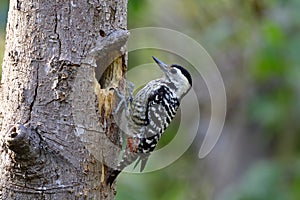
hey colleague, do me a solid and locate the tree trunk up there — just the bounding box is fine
[0,0,128,199]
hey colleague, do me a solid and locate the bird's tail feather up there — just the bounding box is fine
[133,153,150,172]
[106,169,121,186]
[106,151,139,186]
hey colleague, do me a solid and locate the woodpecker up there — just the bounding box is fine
[106,56,192,186]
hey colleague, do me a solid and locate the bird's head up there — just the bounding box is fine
[152,56,192,98]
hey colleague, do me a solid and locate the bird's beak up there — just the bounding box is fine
[152,56,168,73]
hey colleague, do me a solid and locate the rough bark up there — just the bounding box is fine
[0,0,127,199]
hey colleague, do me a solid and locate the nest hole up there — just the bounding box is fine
[96,62,114,89]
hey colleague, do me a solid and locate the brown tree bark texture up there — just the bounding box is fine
[0,0,127,199]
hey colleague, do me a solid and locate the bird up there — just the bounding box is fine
[106,56,192,186]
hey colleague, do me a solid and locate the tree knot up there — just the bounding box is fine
[5,123,41,161]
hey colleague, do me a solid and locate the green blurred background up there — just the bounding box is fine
[1,0,300,199]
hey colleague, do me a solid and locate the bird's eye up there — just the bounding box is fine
[170,68,177,74]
